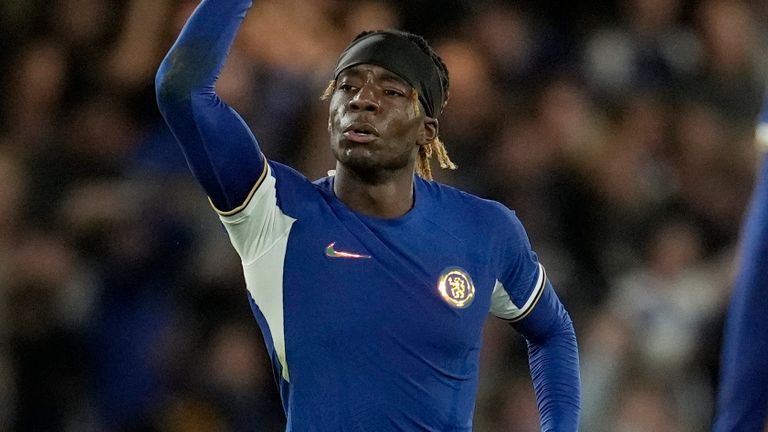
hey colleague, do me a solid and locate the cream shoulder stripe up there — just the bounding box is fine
[210,159,270,216]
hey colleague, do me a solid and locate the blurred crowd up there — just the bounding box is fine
[0,0,766,431]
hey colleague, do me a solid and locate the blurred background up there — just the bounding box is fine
[0,0,766,430]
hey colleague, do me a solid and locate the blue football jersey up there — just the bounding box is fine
[155,1,579,429]
[217,160,547,431]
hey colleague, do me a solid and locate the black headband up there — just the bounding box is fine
[333,31,445,118]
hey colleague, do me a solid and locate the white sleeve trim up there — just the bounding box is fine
[490,263,547,322]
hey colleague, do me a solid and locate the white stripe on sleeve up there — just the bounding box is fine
[490,263,547,322]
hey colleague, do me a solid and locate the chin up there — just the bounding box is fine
[331,140,413,176]
[335,150,379,172]
[331,140,366,161]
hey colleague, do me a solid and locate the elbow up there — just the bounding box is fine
[155,43,221,114]
[155,57,217,116]
[155,47,207,108]
[531,313,576,348]
[155,61,191,109]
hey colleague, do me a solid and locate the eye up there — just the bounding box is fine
[383,89,405,97]
[338,83,358,93]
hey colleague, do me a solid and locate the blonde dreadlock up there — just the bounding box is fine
[321,80,335,101]
[410,88,456,180]
[417,136,457,180]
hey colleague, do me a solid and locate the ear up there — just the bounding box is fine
[417,117,438,147]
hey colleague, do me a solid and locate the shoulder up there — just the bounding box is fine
[418,178,528,243]
[260,160,335,215]
[419,178,521,227]
[268,160,332,194]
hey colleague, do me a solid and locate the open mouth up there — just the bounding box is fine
[343,123,379,143]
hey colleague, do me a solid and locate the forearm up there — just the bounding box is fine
[527,322,580,431]
[155,0,264,210]
[515,284,581,431]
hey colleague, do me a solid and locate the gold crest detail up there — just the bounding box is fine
[437,267,475,308]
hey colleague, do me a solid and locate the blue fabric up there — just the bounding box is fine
[155,0,263,211]
[270,166,580,430]
[155,0,580,430]
[713,152,768,431]
[515,282,581,431]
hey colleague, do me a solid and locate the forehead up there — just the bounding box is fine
[337,64,411,87]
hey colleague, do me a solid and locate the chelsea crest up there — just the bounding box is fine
[437,267,475,308]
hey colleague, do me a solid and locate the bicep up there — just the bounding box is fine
[490,262,547,324]
[488,207,548,324]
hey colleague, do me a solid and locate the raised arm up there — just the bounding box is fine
[713,101,768,431]
[155,0,264,211]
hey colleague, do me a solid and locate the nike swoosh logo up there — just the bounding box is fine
[325,242,371,259]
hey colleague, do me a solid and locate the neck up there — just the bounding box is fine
[333,164,416,218]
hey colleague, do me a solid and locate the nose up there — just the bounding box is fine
[348,84,380,112]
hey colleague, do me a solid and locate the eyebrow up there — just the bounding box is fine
[339,66,410,88]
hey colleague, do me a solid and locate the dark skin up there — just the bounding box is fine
[328,64,438,219]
